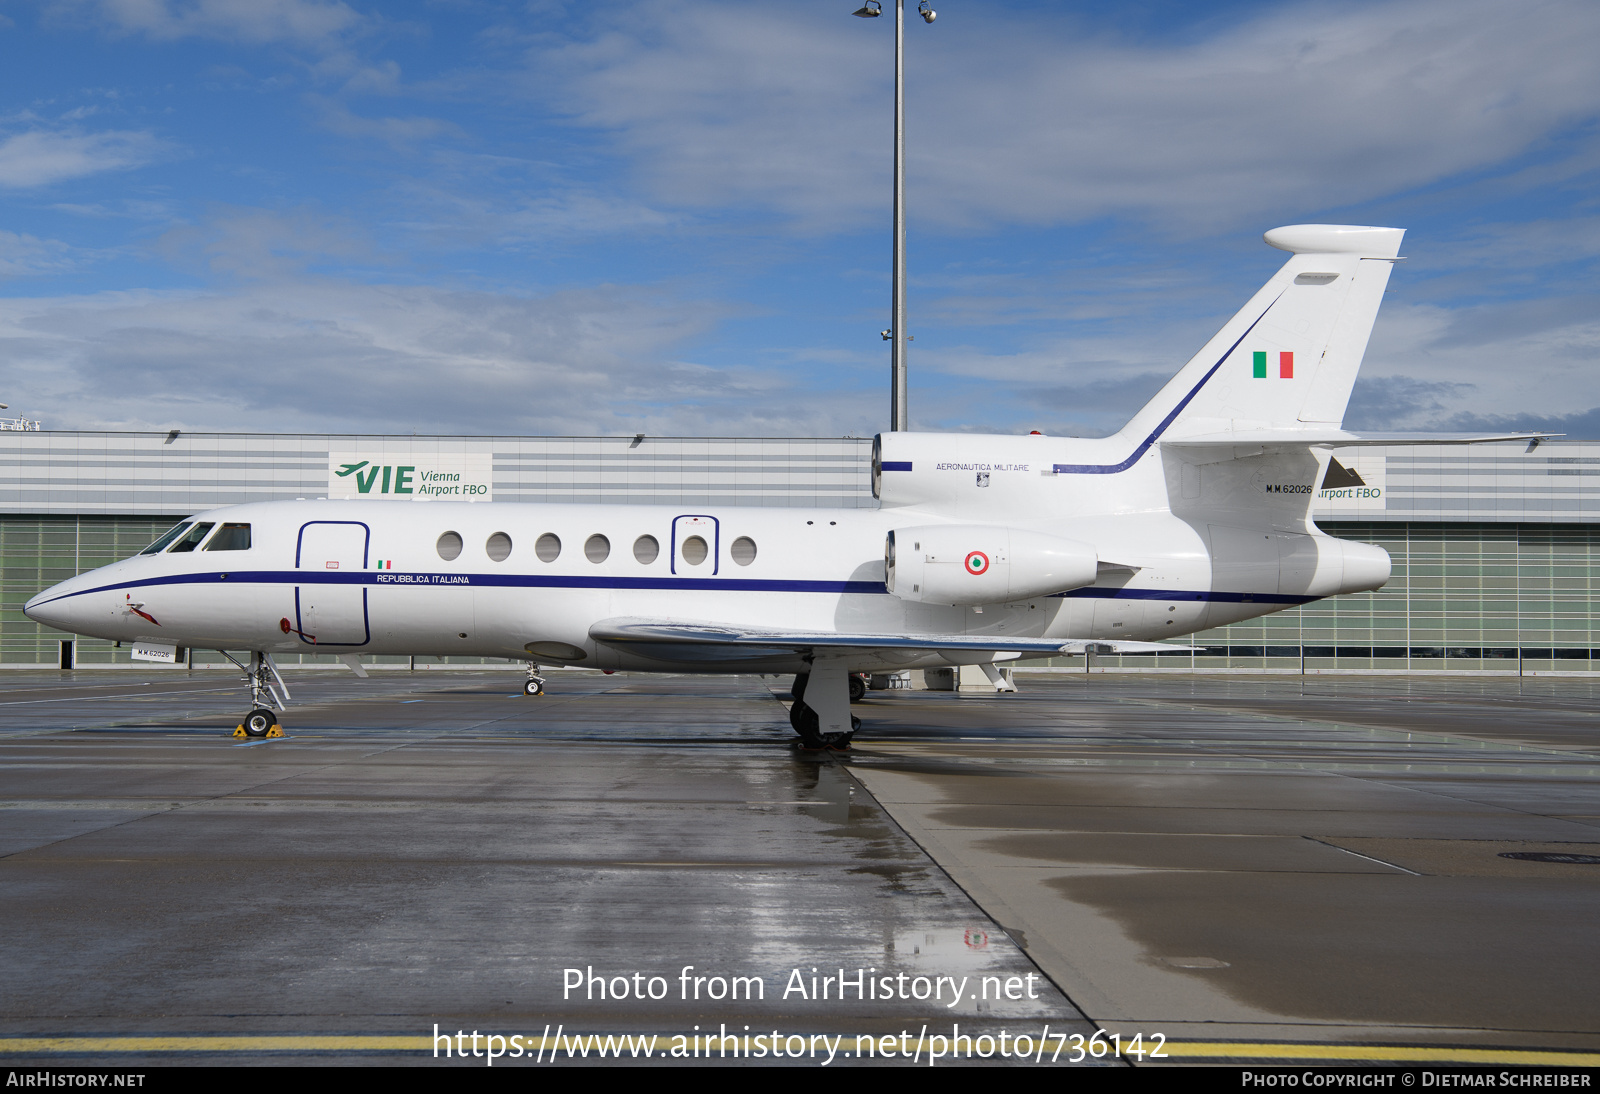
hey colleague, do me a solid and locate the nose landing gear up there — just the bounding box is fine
[234,708,283,739]
[221,651,290,738]
[523,663,545,696]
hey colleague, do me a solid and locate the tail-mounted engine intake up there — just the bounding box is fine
[886,525,1098,606]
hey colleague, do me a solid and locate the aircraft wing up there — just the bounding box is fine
[589,617,1197,665]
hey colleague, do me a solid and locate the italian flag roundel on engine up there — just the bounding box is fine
[965,551,989,576]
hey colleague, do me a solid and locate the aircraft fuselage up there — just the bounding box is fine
[24,497,1281,674]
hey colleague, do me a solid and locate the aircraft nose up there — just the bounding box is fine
[25,579,92,633]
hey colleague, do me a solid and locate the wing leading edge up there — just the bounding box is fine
[589,617,1196,666]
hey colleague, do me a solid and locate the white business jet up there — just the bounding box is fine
[25,224,1541,747]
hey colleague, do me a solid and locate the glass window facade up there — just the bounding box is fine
[1030,522,1600,674]
[3,516,168,664]
[0,515,488,667]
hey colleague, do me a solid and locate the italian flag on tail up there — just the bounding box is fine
[1253,351,1293,378]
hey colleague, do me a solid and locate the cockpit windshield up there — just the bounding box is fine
[140,522,192,555]
[167,522,215,553]
[203,523,252,551]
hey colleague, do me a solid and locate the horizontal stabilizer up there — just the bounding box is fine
[591,618,1196,663]
[1165,430,1556,449]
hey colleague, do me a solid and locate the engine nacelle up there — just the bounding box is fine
[886,525,1099,606]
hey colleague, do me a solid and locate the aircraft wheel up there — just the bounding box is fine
[523,680,544,697]
[242,708,276,737]
[789,699,822,747]
[848,675,867,703]
[789,701,858,750]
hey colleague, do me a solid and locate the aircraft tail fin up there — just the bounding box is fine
[1118,224,1404,446]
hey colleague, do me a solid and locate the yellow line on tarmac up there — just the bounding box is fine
[0,1036,433,1054]
[0,1035,640,1055]
[1160,1042,1600,1066]
[4,1035,1599,1065]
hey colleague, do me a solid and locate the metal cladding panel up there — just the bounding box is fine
[1310,441,1600,524]
[8,433,1600,522]
[0,432,876,515]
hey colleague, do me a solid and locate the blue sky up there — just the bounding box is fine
[2,0,1599,439]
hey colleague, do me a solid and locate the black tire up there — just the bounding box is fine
[848,675,867,703]
[789,697,812,733]
[791,673,808,701]
[243,708,275,737]
[788,700,858,750]
[523,680,544,696]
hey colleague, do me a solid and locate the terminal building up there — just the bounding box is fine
[4,430,1599,675]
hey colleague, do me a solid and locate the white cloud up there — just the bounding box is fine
[385,177,680,246]
[0,281,879,435]
[1356,297,1600,428]
[545,0,1600,231]
[308,96,462,147]
[0,128,161,188]
[900,228,1600,435]
[75,0,364,48]
[0,231,79,278]
[151,206,379,281]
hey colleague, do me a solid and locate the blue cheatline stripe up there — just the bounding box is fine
[1052,292,1284,475]
[28,571,889,606]
[881,461,913,471]
[29,569,1320,608]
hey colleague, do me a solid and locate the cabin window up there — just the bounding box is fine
[633,535,659,564]
[730,536,757,565]
[436,531,463,561]
[681,535,708,566]
[486,532,513,562]
[535,533,561,562]
[167,522,215,553]
[203,523,251,551]
[140,522,192,555]
[585,534,611,563]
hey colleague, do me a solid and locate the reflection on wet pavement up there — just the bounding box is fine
[846,671,1600,1059]
[0,669,1092,1066]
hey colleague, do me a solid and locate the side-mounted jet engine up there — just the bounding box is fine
[885,526,1098,606]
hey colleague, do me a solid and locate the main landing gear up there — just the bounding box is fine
[222,651,289,738]
[523,663,546,697]
[788,661,862,750]
[791,672,868,704]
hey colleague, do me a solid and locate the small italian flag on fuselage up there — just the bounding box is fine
[1253,351,1293,378]
[375,560,394,569]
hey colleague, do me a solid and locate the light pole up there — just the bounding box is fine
[854,0,935,432]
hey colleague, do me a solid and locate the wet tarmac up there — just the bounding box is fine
[0,668,1089,1068]
[848,672,1600,1064]
[2,668,1599,1066]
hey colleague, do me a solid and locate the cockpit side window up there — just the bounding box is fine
[203,523,252,552]
[167,522,215,553]
[140,522,192,555]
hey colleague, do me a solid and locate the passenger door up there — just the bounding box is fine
[295,521,370,646]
